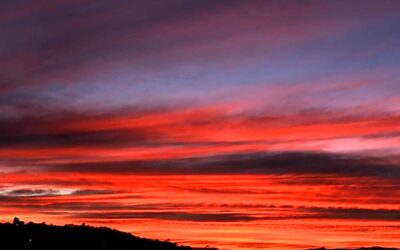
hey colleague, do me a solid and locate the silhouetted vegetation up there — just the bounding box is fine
[2,218,398,250]
[0,217,217,250]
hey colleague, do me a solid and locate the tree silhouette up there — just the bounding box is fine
[0,219,218,250]
[12,217,24,227]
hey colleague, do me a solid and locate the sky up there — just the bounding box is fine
[0,0,400,249]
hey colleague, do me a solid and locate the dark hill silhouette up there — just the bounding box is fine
[1,218,398,250]
[0,217,217,250]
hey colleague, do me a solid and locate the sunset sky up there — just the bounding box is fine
[1,1,400,249]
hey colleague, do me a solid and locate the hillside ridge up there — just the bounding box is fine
[0,217,217,250]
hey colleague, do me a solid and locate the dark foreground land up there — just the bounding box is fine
[1,218,398,250]
[0,218,217,250]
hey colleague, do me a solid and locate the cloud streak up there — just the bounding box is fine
[27,152,399,182]
[1,1,400,249]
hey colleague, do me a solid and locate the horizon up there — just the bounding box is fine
[0,1,399,250]
[0,218,398,250]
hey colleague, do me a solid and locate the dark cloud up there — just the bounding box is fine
[0,201,291,212]
[16,179,113,187]
[192,152,400,178]
[71,189,117,196]
[0,105,240,149]
[0,127,161,148]
[4,188,60,197]
[13,202,152,211]
[1,188,117,198]
[304,207,400,221]
[3,194,400,222]
[0,106,163,148]
[43,151,400,180]
[0,110,285,149]
[0,195,47,203]
[171,186,263,194]
[73,211,255,222]
[0,118,247,149]
[67,205,400,222]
